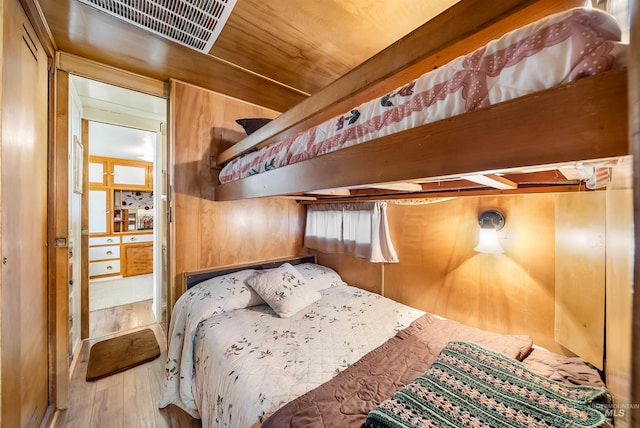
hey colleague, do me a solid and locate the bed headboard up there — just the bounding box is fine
[184,254,316,289]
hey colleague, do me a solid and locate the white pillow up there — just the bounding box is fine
[246,263,322,318]
[296,263,348,291]
[189,268,265,313]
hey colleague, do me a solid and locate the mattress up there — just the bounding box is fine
[219,7,625,184]
[160,275,424,425]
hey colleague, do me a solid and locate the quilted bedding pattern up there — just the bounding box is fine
[262,314,533,427]
[219,7,623,184]
[164,283,424,426]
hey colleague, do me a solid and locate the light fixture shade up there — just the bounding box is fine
[474,210,505,254]
[474,228,504,254]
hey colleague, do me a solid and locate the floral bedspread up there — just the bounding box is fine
[159,267,265,417]
[162,281,424,427]
[219,7,624,184]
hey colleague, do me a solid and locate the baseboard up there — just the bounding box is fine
[68,339,86,380]
[39,404,57,428]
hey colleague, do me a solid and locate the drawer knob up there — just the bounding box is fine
[130,237,137,241]
[107,238,113,243]
[106,251,113,255]
[106,265,113,270]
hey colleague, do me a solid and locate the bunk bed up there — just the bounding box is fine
[212,0,630,201]
[160,256,610,427]
[159,1,632,426]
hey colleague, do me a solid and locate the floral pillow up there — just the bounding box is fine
[296,263,348,291]
[246,263,322,318]
[187,268,265,314]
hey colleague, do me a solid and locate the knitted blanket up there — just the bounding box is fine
[366,342,611,428]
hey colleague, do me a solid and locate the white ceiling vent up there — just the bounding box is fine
[78,0,237,53]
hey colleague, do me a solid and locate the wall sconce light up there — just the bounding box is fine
[474,210,505,254]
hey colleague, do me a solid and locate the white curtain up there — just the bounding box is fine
[303,204,343,253]
[304,201,398,263]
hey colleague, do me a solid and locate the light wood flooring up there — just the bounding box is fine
[89,299,157,338]
[52,300,201,428]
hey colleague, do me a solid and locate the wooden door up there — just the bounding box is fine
[0,0,50,425]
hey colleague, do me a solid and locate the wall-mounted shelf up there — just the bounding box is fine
[112,189,154,233]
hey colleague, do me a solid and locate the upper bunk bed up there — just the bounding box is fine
[212,0,631,202]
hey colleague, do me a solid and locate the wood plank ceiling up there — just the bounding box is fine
[37,0,461,112]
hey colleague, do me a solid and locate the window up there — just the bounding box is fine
[304,201,398,263]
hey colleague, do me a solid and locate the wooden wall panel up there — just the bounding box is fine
[554,192,605,369]
[384,195,563,353]
[199,199,305,268]
[314,252,383,294]
[170,81,306,319]
[606,158,633,427]
[312,190,624,364]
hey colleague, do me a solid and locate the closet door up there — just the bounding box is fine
[0,0,49,425]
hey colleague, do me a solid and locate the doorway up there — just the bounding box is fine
[69,75,168,342]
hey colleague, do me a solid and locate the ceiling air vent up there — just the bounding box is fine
[78,0,237,53]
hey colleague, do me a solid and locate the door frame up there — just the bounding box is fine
[52,53,170,408]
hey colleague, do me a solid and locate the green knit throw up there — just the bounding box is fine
[366,341,611,428]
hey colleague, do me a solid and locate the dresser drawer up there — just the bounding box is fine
[122,234,153,244]
[89,245,120,261]
[89,236,121,246]
[89,260,121,277]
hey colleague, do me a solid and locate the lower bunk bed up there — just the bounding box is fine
[159,256,611,427]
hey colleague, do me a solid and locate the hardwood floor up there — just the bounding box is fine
[52,300,201,428]
[89,299,157,338]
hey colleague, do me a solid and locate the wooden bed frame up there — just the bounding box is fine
[184,254,316,289]
[212,0,630,201]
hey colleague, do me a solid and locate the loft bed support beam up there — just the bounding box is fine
[216,0,586,166]
[465,174,518,190]
[214,69,628,201]
[304,185,592,204]
[340,170,589,198]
